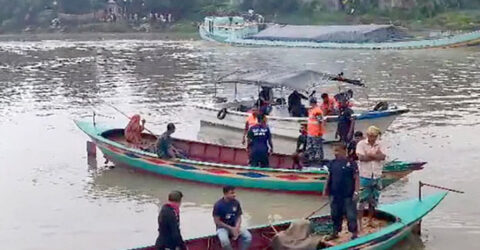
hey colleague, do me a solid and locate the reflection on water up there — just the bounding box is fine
[0,37,479,249]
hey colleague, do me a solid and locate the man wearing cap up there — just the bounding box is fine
[356,126,386,226]
[306,97,325,165]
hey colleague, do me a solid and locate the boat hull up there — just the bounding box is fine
[199,23,480,50]
[195,105,407,141]
[75,121,422,194]
[132,192,447,250]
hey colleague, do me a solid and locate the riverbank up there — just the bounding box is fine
[273,10,480,32]
[0,10,478,42]
[0,20,199,41]
[0,31,198,42]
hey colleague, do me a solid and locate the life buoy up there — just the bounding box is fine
[217,108,228,120]
[373,101,389,111]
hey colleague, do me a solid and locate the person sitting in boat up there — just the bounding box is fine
[213,186,252,250]
[356,126,386,227]
[306,97,325,165]
[124,114,146,147]
[293,124,308,169]
[320,93,338,116]
[347,131,364,162]
[155,190,186,250]
[288,90,308,117]
[247,114,273,168]
[324,143,359,240]
[156,123,182,159]
[336,99,355,144]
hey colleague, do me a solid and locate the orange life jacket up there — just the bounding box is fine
[247,113,267,127]
[307,106,325,136]
[321,97,337,115]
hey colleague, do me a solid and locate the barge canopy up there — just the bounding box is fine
[249,24,409,43]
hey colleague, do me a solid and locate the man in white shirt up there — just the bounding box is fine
[356,126,386,225]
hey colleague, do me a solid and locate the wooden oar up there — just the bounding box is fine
[103,102,158,137]
[305,200,330,220]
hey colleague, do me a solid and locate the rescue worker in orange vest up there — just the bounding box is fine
[321,93,338,116]
[306,97,325,165]
[242,107,268,145]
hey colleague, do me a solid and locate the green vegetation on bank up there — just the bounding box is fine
[0,0,479,34]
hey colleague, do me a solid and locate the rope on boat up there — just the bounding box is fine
[419,181,464,193]
[419,181,464,201]
[305,200,330,219]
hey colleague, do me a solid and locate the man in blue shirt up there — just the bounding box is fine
[324,144,360,240]
[213,186,252,250]
[247,114,273,168]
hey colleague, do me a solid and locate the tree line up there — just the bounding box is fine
[0,0,478,31]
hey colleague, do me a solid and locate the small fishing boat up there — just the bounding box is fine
[195,69,408,141]
[76,120,423,194]
[200,15,480,50]
[134,191,448,250]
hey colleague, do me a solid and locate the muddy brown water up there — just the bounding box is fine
[0,35,479,249]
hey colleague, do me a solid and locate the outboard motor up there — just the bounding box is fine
[373,101,389,111]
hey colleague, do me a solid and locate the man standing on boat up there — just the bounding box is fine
[258,86,273,114]
[356,126,386,225]
[336,99,355,144]
[242,106,262,145]
[213,186,252,250]
[155,190,186,250]
[247,114,273,168]
[324,144,359,240]
[288,90,308,117]
[306,97,325,165]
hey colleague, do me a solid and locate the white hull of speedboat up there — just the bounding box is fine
[195,105,407,141]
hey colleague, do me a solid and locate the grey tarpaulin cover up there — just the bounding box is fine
[271,219,324,250]
[250,24,409,43]
[218,70,363,91]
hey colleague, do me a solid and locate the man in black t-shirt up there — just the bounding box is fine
[347,131,364,161]
[336,100,355,144]
[288,90,308,117]
[324,144,359,240]
[155,191,186,250]
[213,186,252,250]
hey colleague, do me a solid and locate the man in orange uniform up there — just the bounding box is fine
[321,93,338,115]
[306,97,325,165]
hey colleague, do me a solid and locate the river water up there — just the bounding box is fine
[0,36,479,250]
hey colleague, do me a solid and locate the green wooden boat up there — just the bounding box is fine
[75,120,424,194]
[133,192,447,250]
